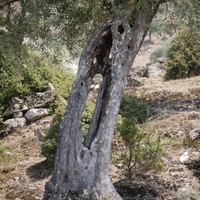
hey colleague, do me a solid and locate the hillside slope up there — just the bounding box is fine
[0,36,199,200]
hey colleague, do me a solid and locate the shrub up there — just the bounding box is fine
[114,95,164,177]
[119,95,149,124]
[0,49,74,117]
[114,118,165,178]
[164,30,200,80]
[0,56,48,103]
[80,101,95,137]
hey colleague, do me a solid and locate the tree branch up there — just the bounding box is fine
[0,0,19,10]
[159,0,173,4]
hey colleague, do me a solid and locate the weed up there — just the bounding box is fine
[0,143,18,163]
[114,118,165,178]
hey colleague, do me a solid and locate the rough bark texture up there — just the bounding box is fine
[44,1,163,199]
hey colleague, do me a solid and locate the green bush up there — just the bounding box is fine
[80,101,95,137]
[0,56,48,103]
[0,50,74,117]
[119,95,149,124]
[116,95,165,177]
[114,118,165,178]
[164,30,200,80]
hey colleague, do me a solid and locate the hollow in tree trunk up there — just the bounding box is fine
[44,1,163,199]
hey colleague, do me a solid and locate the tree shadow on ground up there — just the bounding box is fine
[114,173,174,200]
[26,160,53,181]
[187,159,200,180]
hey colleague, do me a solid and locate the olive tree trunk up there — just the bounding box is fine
[44,1,162,199]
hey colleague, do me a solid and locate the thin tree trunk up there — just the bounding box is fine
[44,1,162,199]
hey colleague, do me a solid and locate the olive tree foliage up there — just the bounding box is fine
[43,1,170,200]
[164,0,200,34]
[172,0,200,32]
[0,0,109,119]
[148,0,200,40]
[0,1,47,54]
[0,0,112,71]
[0,0,198,60]
[0,0,110,49]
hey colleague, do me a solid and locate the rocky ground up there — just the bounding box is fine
[0,36,200,200]
[113,75,200,199]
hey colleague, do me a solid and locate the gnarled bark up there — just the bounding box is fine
[44,1,162,199]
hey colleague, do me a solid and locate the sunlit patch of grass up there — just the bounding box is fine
[0,143,19,163]
[162,137,183,149]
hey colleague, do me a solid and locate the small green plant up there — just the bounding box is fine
[119,95,149,124]
[163,136,183,148]
[164,30,200,80]
[80,101,95,137]
[0,143,18,163]
[114,118,165,178]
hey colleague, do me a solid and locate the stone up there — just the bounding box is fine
[179,151,190,164]
[146,59,166,78]
[126,65,148,87]
[3,83,54,118]
[32,90,54,108]
[4,118,27,131]
[4,97,25,117]
[184,128,200,147]
[188,111,200,120]
[175,186,200,200]
[192,151,200,157]
[13,177,20,181]
[26,116,52,139]
[13,111,23,118]
[47,82,55,91]
[25,108,49,122]
[28,186,37,190]
[35,126,49,140]
[188,128,200,141]
[91,83,100,91]
[131,65,148,77]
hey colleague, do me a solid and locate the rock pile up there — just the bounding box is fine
[127,58,167,87]
[3,83,55,132]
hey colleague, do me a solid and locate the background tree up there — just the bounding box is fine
[163,0,200,80]
[148,0,200,43]
[171,0,200,32]
[164,30,200,80]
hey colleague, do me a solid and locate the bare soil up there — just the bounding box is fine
[0,36,199,200]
